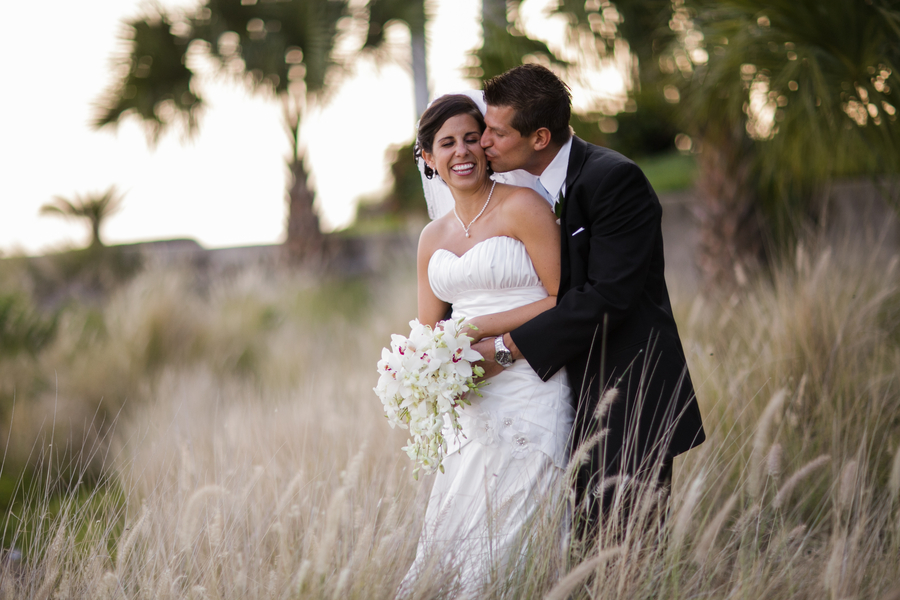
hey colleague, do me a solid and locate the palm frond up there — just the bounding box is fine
[194,0,349,99]
[94,0,352,141]
[472,0,567,81]
[363,0,426,50]
[94,12,202,144]
[557,0,673,63]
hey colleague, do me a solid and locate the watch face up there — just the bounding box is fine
[496,349,513,367]
[495,337,513,367]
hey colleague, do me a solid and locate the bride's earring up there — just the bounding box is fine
[424,163,436,180]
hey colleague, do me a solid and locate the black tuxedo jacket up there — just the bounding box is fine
[510,137,705,477]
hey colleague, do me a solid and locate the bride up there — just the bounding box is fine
[400,92,574,593]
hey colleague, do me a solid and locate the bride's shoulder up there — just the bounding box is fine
[417,216,452,256]
[498,185,554,219]
[500,184,546,206]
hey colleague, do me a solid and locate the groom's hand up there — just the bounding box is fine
[473,337,504,380]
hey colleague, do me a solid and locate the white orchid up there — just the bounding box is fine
[374,318,485,479]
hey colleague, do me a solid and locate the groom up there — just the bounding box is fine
[472,64,705,531]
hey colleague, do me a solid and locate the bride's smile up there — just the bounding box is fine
[422,113,491,194]
[451,162,475,175]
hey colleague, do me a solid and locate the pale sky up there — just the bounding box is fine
[0,0,623,256]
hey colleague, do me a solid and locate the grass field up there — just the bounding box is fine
[636,152,698,193]
[1,232,899,599]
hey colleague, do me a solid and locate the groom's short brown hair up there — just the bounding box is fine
[483,64,572,146]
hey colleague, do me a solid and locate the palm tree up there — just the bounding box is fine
[365,0,430,117]
[473,0,561,80]
[40,187,124,249]
[94,1,352,263]
[676,0,900,285]
[560,0,900,287]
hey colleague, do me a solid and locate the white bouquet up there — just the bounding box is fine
[375,318,485,478]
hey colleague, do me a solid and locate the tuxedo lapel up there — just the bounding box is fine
[564,136,588,193]
[557,137,589,296]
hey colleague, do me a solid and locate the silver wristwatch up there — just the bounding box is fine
[494,336,515,367]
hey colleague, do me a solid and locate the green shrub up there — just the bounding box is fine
[0,293,58,358]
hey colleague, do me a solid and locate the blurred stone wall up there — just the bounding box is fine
[92,178,900,285]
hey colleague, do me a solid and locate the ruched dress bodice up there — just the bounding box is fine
[428,236,573,468]
[429,235,550,319]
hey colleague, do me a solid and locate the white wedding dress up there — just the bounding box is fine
[401,235,574,594]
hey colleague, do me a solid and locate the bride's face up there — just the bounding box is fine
[423,113,489,190]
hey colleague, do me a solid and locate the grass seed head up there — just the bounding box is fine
[594,387,619,421]
[672,470,705,549]
[888,445,900,505]
[767,443,783,478]
[750,388,788,498]
[773,454,831,509]
[693,494,737,565]
[544,548,623,600]
[838,459,859,512]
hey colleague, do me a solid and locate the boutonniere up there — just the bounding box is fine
[554,190,566,219]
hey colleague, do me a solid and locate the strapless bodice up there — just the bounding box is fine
[428,236,549,319]
[426,235,572,469]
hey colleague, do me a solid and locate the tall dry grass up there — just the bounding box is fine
[1,233,899,599]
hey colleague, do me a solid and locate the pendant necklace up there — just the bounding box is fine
[454,181,496,238]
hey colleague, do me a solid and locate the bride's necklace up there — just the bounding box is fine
[453,181,496,238]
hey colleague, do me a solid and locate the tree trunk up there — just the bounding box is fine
[480,0,508,69]
[694,135,765,291]
[284,154,324,264]
[482,0,506,31]
[90,218,104,248]
[411,24,429,117]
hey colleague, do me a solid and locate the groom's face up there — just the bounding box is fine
[481,105,538,175]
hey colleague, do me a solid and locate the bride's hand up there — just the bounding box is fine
[462,317,490,342]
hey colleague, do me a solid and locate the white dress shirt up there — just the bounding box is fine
[537,136,572,204]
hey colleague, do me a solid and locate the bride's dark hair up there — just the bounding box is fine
[415,94,487,179]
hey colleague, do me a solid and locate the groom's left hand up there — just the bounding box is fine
[473,337,504,380]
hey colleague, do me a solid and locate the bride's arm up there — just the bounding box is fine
[465,189,560,342]
[417,221,451,328]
